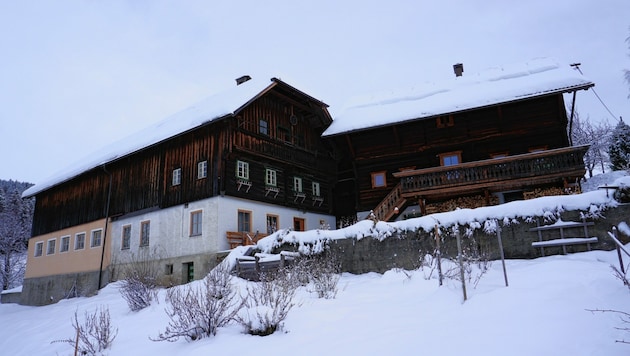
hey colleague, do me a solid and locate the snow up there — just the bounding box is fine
[323,58,593,137]
[3,172,630,355]
[22,77,276,198]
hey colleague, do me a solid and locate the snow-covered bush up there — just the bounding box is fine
[237,271,297,336]
[306,253,341,299]
[153,263,244,341]
[53,306,117,355]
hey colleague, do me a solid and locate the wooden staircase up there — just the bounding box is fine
[370,182,407,222]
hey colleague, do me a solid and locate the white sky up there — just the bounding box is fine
[1,0,628,184]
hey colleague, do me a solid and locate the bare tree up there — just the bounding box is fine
[571,111,611,177]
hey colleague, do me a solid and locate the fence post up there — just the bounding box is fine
[434,224,443,286]
[455,229,467,302]
[497,223,509,287]
[613,227,625,274]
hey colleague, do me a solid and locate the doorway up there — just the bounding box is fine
[293,217,305,231]
[183,262,194,283]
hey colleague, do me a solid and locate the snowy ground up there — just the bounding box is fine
[1,172,629,355]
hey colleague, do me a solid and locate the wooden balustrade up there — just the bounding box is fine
[371,182,407,221]
[393,145,588,198]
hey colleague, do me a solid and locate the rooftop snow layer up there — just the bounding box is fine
[322,58,594,137]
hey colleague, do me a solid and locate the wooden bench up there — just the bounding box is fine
[530,219,597,256]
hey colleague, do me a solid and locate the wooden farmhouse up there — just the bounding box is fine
[19,59,595,306]
[20,77,336,305]
[323,59,594,221]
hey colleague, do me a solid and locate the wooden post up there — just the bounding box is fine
[434,224,443,286]
[455,229,467,301]
[613,227,625,274]
[497,223,509,287]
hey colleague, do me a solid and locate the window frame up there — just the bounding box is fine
[75,232,86,250]
[140,220,150,247]
[190,210,203,237]
[265,168,277,187]
[34,241,43,257]
[60,235,70,253]
[197,160,208,179]
[371,171,387,188]
[259,119,269,136]
[266,214,279,234]
[172,167,182,186]
[237,210,252,233]
[438,151,462,166]
[312,181,321,197]
[236,160,249,180]
[90,229,102,248]
[46,238,56,255]
[121,225,131,250]
[293,176,303,193]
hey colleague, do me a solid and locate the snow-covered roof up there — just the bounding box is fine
[23,77,278,198]
[322,58,594,137]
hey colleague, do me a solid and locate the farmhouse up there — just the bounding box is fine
[20,77,337,305]
[324,58,593,221]
[20,59,594,305]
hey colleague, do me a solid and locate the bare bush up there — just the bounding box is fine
[306,253,341,299]
[237,271,297,336]
[53,306,117,355]
[153,263,244,342]
[117,249,161,311]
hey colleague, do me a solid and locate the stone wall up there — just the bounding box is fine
[275,204,630,275]
[20,269,110,306]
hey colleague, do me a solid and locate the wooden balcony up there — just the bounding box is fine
[392,145,589,200]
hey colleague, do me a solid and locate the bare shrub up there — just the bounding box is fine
[306,253,341,299]
[53,306,117,355]
[237,270,297,336]
[611,265,630,292]
[153,263,244,342]
[117,249,161,311]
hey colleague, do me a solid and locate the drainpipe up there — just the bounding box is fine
[98,164,113,289]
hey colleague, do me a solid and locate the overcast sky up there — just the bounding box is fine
[1,0,628,184]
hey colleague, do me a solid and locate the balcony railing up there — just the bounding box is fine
[393,145,588,198]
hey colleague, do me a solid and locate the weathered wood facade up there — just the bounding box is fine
[29,78,335,236]
[327,89,592,220]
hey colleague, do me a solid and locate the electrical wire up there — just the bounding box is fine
[571,63,620,123]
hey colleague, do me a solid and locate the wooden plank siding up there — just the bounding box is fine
[331,93,575,213]
[31,85,335,236]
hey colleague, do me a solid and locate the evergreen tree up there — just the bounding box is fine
[608,118,630,171]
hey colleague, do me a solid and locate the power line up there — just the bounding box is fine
[570,63,620,123]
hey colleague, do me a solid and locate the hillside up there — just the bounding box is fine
[0,172,628,355]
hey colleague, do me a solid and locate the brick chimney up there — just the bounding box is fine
[453,63,464,77]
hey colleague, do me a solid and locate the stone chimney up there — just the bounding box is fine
[235,75,252,85]
[453,63,464,77]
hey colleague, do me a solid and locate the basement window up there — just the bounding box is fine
[371,171,387,188]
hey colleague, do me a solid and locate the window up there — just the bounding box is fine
[237,210,251,232]
[91,229,102,248]
[121,225,131,250]
[371,171,387,188]
[172,168,182,186]
[266,214,279,234]
[265,169,277,187]
[312,181,321,197]
[436,115,454,128]
[60,236,70,253]
[439,151,462,166]
[197,161,208,179]
[165,264,173,275]
[34,241,43,257]
[140,221,150,247]
[293,177,303,193]
[236,161,249,180]
[75,233,85,250]
[259,119,269,135]
[491,152,509,159]
[190,210,202,236]
[46,239,56,255]
[277,126,291,143]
